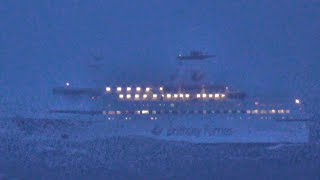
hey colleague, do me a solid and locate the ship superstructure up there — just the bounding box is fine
[50,52,310,143]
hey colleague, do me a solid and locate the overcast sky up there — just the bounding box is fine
[1,0,319,113]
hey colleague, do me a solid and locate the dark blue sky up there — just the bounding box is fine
[1,1,319,111]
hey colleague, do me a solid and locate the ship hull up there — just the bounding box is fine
[10,113,306,143]
[90,117,309,143]
[2,114,309,144]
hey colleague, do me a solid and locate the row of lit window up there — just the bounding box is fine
[196,93,225,99]
[106,86,163,93]
[102,109,290,115]
[118,93,226,100]
[105,116,292,121]
[106,117,158,120]
[118,93,190,100]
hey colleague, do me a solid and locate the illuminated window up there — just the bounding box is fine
[185,94,190,98]
[246,110,251,114]
[209,94,213,98]
[127,87,131,91]
[252,110,259,114]
[117,87,122,92]
[214,94,219,98]
[119,94,124,99]
[174,94,178,98]
[166,94,172,98]
[105,87,111,92]
[116,111,121,115]
[159,87,163,91]
[221,94,226,98]
[179,94,184,98]
[136,87,141,91]
[135,94,140,99]
[143,94,148,99]
[126,94,131,99]
[197,94,201,98]
[152,94,158,99]
[135,110,141,114]
[202,94,207,98]
[142,110,149,114]
[146,87,151,92]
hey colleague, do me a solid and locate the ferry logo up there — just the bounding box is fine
[151,125,163,136]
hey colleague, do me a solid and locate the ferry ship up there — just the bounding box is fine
[49,51,310,143]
